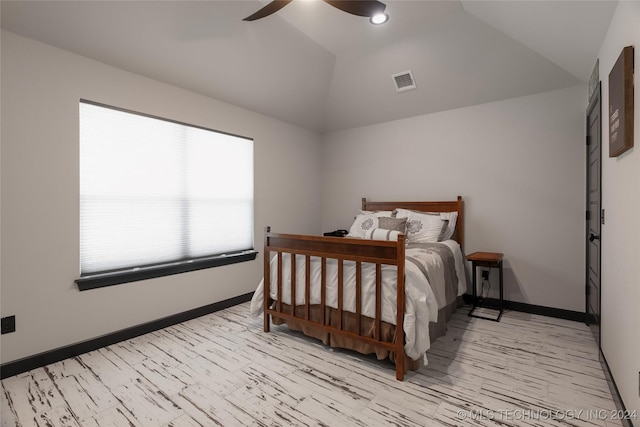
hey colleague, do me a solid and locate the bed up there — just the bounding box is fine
[250,197,466,380]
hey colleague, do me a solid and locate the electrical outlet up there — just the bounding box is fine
[481,270,490,280]
[1,316,16,334]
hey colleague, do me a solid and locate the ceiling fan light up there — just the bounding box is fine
[370,12,388,25]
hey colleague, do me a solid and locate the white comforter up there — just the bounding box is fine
[250,240,467,363]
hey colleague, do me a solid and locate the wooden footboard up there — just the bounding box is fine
[263,227,407,380]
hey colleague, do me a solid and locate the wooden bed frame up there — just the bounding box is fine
[263,196,463,380]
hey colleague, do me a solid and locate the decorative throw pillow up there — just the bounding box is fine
[377,217,407,233]
[347,211,393,238]
[395,209,457,241]
[364,228,401,241]
[395,209,447,243]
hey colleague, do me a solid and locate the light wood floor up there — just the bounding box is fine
[1,302,625,427]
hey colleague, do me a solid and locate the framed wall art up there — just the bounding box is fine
[608,46,634,157]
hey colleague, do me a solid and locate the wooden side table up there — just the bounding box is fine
[466,251,504,322]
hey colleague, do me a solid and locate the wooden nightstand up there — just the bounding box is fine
[466,251,504,322]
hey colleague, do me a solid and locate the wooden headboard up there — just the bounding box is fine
[361,196,464,249]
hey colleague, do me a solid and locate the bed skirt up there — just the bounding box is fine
[271,296,461,370]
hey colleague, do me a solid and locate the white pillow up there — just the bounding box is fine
[347,211,393,238]
[394,209,447,243]
[364,228,401,241]
[395,209,457,241]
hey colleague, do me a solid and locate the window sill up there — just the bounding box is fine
[75,250,258,291]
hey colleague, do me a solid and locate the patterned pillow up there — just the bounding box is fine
[364,228,401,241]
[395,209,447,243]
[438,212,458,240]
[395,209,457,241]
[347,211,393,238]
[377,217,407,233]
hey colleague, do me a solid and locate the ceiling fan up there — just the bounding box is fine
[243,0,389,25]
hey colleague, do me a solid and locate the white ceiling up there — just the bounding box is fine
[0,0,617,133]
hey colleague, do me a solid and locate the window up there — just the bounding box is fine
[76,100,255,290]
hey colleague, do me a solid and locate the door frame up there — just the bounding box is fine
[585,82,602,349]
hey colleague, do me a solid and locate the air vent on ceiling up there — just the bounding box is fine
[392,70,416,92]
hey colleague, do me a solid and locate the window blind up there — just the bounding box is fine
[79,101,254,276]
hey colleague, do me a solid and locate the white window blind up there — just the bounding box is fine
[79,101,254,276]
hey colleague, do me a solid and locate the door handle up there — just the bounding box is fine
[589,233,600,242]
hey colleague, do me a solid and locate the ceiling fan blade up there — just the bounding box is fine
[243,0,294,21]
[323,0,386,18]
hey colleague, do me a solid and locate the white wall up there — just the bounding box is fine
[0,31,322,364]
[597,0,640,414]
[321,85,586,312]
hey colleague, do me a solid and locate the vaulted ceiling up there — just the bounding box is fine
[1,1,617,132]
